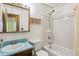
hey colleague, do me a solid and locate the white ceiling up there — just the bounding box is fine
[41,3,65,9]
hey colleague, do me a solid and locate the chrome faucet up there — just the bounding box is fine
[11,41,17,45]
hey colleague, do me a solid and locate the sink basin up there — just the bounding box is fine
[1,43,24,52]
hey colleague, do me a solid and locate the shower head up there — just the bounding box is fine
[48,9,55,15]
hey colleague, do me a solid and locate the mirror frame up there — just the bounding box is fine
[0,3,30,33]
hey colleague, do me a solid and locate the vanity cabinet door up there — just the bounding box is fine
[13,49,32,56]
[20,9,30,31]
[1,4,12,32]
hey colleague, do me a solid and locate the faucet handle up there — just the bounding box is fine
[0,38,3,42]
[11,41,17,44]
[1,38,3,42]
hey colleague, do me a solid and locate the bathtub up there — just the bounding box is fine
[44,44,75,56]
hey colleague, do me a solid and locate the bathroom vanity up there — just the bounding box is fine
[0,38,33,56]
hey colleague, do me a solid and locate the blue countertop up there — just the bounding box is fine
[0,39,33,56]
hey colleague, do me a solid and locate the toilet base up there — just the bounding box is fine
[36,50,49,56]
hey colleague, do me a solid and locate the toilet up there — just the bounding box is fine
[36,50,49,56]
[29,39,49,56]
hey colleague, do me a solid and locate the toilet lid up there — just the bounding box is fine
[36,50,49,56]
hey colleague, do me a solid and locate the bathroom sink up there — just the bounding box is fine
[1,43,24,52]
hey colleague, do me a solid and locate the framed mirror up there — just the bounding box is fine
[0,3,30,33]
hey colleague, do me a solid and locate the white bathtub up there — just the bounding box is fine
[44,44,75,56]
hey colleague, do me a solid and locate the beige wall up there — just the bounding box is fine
[41,15,49,46]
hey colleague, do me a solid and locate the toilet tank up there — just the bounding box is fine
[30,40,42,51]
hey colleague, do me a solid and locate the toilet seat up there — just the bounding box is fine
[36,50,49,56]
